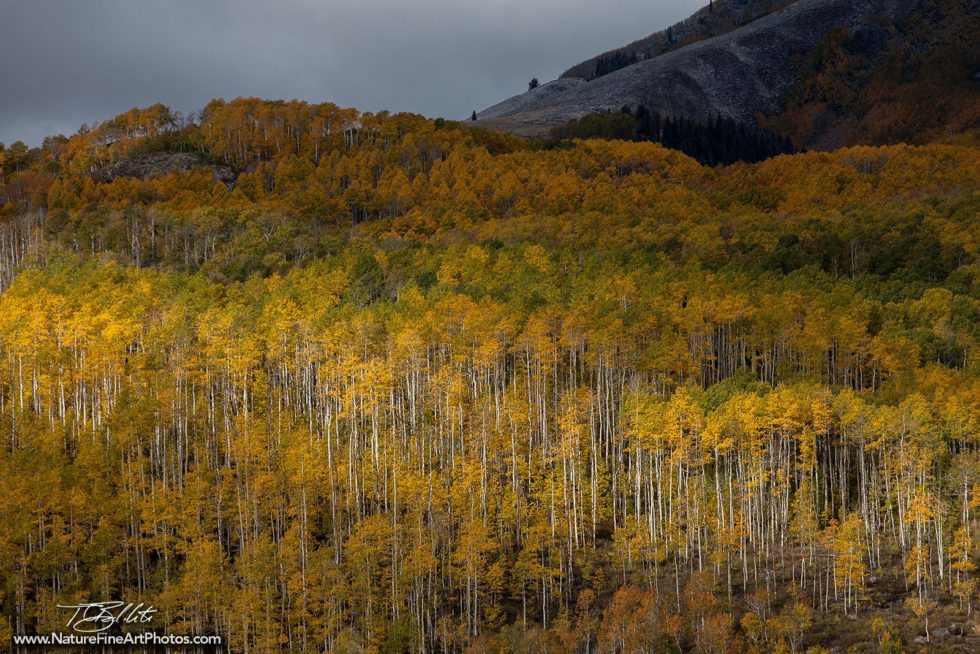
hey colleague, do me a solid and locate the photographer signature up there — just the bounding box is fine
[57,602,157,633]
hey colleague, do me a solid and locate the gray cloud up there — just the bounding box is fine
[0,0,705,147]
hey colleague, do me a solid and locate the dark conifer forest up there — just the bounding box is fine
[550,106,795,165]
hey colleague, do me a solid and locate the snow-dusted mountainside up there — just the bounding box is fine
[474,0,914,137]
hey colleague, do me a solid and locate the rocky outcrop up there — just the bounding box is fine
[93,151,236,188]
[475,0,914,135]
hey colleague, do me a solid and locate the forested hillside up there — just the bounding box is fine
[1,100,980,652]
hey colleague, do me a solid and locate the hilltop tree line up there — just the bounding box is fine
[590,52,639,80]
[0,99,977,652]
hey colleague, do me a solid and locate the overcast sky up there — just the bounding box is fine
[0,0,705,147]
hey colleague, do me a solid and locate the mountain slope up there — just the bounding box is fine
[475,0,978,148]
[767,0,980,147]
[559,0,797,81]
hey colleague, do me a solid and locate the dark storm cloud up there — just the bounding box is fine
[0,0,705,147]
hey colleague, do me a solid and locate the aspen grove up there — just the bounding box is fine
[0,100,979,652]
